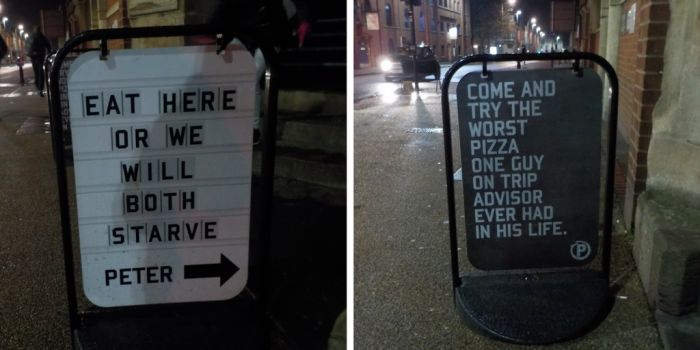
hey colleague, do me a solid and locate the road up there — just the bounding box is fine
[354,61,520,102]
[354,62,662,349]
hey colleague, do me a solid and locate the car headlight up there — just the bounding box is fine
[381,60,393,72]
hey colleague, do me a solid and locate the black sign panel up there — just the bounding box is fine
[456,68,602,270]
[58,56,76,145]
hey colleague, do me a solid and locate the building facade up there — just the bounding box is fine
[576,0,669,230]
[65,0,187,50]
[354,0,471,68]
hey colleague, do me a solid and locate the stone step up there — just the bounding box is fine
[276,90,346,115]
[308,18,346,37]
[278,62,345,92]
[276,115,346,155]
[280,47,345,64]
[253,146,346,190]
[301,32,345,50]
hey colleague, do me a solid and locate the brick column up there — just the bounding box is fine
[623,0,670,227]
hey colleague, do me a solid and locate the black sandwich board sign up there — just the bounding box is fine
[440,53,618,344]
[457,69,602,270]
[48,25,278,349]
[45,53,77,147]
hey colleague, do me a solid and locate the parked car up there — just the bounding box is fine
[381,46,441,82]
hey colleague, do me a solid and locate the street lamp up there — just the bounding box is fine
[18,24,22,30]
[508,0,516,5]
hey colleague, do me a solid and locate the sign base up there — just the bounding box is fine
[454,270,612,344]
[74,296,262,349]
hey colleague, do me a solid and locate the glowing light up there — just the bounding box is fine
[381,60,392,72]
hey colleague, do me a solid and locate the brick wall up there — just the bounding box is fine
[106,0,132,50]
[621,0,670,227]
[616,0,641,148]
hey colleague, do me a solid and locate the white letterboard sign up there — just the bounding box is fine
[68,46,256,307]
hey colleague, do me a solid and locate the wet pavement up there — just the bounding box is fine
[354,61,520,103]
[0,64,346,349]
[354,61,662,349]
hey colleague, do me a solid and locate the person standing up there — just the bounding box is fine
[28,26,51,97]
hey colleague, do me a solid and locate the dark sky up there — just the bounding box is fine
[471,0,554,34]
[512,0,555,34]
[1,0,62,32]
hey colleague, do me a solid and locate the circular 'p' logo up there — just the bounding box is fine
[570,241,591,260]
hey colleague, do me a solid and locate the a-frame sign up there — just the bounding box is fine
[48,25,279,349]
[440,53,618,344]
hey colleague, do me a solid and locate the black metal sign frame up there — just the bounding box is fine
[440,53,618,344]
[48,25,279,349]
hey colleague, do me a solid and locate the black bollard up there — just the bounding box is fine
[19,66,25,85]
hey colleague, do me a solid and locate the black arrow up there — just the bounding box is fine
[184,254,239,286]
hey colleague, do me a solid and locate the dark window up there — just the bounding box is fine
[420,12,424,30]
[354,1,359,23]
[431,19,435,32]
[385,4,392,26]
[440,21,444,32]
[364,0,372,12]
[404,8,409,28]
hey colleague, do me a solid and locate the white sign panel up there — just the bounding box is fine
[68,46,256,307]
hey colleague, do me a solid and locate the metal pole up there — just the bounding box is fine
[410,2,419,92]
